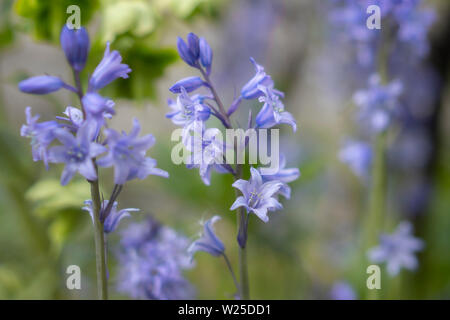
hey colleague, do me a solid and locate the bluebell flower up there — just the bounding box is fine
[97,119,168,185]
[166,88,211,128]
[231,167,283,223]
[169,76,205,94]
[241,58,273,99]
[368,221,424,276]
[83,199,139,234]
[20,107,59,168]
[199,37,213,75]
[353,74,403,133]
[60,25,90,72]
[177,33,201,67]
[82,92,115,128]
[56,106,84,131]
[187,33,200,60]
[48,121,107,185]
[338,139,372,180]
[255,84,297,132]
[185,122,226,186]
[259,154,300,199]
[188,216,225,257]
[117,218,194,300]
[88,42,131,92]
[19,75,65,95]
[330,282,357,300]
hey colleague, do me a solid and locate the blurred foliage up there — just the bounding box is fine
[13,0,222,100]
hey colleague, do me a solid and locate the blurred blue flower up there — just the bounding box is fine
[97,119,168,185]
[169,76,205,93]
[83,200,139,234]
[368,221,424,276]
[20,107,59,169]
[394,2,436,56]
[88,42,131,91]
[231,167,283,223]
[353,74,403,133]
[259,154,300,199]
[48,121,106,185]
[255,84,296,132]
[189,216,225,258]
[19,75,65,95]
[60,25,90,72]
[338,139,372,180]
[117,218,194,300]
[330,281,357,300]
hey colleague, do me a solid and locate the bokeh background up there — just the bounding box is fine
[0,0,449,299]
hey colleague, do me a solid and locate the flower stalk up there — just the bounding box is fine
[89,176,108,300]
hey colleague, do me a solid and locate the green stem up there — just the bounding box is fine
[89,177,108,300]
[364,133,387,300]
[234,164,250,300]
[222,253,240,295]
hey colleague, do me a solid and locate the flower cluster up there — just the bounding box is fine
[330,0,435,66]
[116,218,194,300]
[167,32,299,220]
[166,33,299,297]
[19,25,168,229]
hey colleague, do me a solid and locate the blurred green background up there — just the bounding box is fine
[0,0,450,299]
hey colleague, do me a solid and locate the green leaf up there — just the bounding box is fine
[25,178,90,218]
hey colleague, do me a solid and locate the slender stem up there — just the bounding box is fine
[72,70,108,299]
[199,68,232,128]
[234,164,250,300]
[364,133,386,300]
[222,253,240,295]
[89,177,108,300]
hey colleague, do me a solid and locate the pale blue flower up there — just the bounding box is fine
[82,92,115,129]
[353,74,403,133]
[185,121,226,185]
[88,42,131,91]
[188,216,225,257]
[231,167,283,223]
[97,119,168,185]
[339,139,372,180]
[166,88,211,128]
[368,221,424,276]
[241,58,273,99]
[83,199,139,233]
[56,106,84,133]
[255,84,296,132]
[48,121,106,185]
[20,107,59,168]
[330,282,357,300]
[259,154,300,199]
